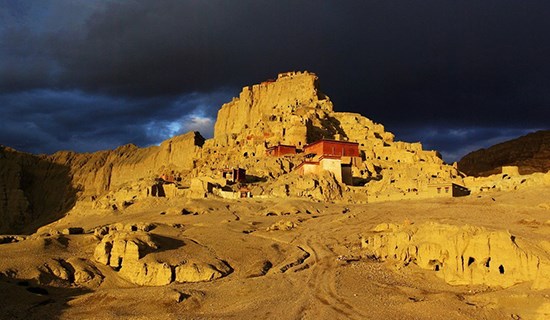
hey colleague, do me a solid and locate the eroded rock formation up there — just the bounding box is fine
[49,131,205,198]
[0,146,77,234]
[0,132,204,233]
[37,257,104,288]
[362,222,550,289]
[93,224,231,286]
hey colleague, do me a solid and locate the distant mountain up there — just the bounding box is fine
[457,130,550,176]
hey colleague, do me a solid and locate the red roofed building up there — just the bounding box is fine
[294,139,360,185]
[304,139,359,158]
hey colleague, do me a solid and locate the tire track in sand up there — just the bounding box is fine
[298,236,368,320]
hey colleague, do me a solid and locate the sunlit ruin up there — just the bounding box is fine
[1,72,550,319]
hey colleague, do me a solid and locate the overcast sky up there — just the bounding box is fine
[1,1,549,162]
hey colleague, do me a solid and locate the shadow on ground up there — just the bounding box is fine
[0,275,91,320]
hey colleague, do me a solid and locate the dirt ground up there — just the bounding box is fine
[1,186,550,319]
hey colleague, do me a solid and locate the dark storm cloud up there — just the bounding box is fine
[395,126,543,162]
[1,0,549,159]
[0,89,232,154]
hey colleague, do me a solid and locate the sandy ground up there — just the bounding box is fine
[1,186,550,319]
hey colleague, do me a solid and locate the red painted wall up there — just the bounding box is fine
[277,145,296,156]
[266,145,297,157]
[304,142,324,156]
[305,140,359,158]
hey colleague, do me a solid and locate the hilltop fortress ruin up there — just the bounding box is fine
[196,71,462,200]
[3,72,550,319]
[2,71,549,233]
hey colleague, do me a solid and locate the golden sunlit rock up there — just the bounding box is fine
[1,72,550,319]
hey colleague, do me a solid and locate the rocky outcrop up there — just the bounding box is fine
[458,130,550,176]
[93,225,231,286]
[0,146,77,234]
[0,132,204,234]
[362,222,550,289]
[48,131,205,198]
[264,170,344,202]
[214,71,331,148]
[173,262,227,282]
[203,71,461,199]
[37,257,104,288]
